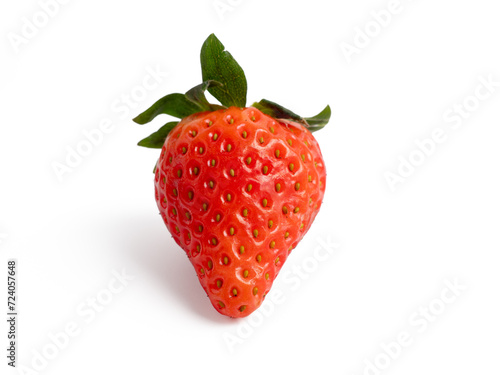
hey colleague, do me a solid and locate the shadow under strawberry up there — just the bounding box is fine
[121,213,236,323]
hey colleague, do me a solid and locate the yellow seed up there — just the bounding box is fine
[196,244,201,252]
[226,193,232,202]
[200,268,204,275]
[218,301,225,308]
[223,256,229,265]
[301,154,305,161]
[289,163,295,172]
[198,225,203,232]
[232,288,238,296]
[253,229,259,238]
[216,214,221,222]
[229,227,235,235]
[275,257,280,265]
[247,184,253,192]
[192,131,197,137]
[173,188,178,196]
[243,270,249,278]
[203,203,208,211]
[263,166,268,174]
[208,260,213,269]
[199,147,204,154]
[282,206,288,214]
[243,208,248,217]
[265,273,269,280]
[209,180,214,188]
[253,287,258,295]
[240,305,246,312]
[185,212,191,220]
[246,157,252,165]
[229,118,234,124]
[242,131,248,138]
[287,139,292,146]
[308,175,312,182]
[270,241,275,248]
[216,280,222,288]
[256,254,262,262]
[211,238,217,245]
[239,246,245,254]
[269,127,275,133]
[177,170,182,178]
[208,121,213,126]
[262,199,268,207]
[294,207,300,213]
[182,147,187,154]
[285,231,289,238]
[193,167,199,175]
[268,220,273,229]
[211,159,216,167]
[230,169,235,177]
[259,137,264,144]
[300,223,304,229]
[295,182,300,191]
[227,144,232,152]
[276,183,281,192]
[251,116,256,121]
[188,191,193,200]
[275,149,280,158]
[213,134,219,141]
[169,157,172,163]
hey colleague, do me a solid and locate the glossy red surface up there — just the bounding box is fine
[154,107,326,317]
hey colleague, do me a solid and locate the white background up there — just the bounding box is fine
[1,0,499,374]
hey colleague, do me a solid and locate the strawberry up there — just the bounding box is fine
[134,34,331,317]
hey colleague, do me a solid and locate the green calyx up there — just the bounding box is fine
[251,99,331,133]
[200,34,247,108]
[134,33,331,148]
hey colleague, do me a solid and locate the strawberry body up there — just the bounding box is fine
[154,106,326,317]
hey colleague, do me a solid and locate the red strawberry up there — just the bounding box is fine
[134,34,331,317]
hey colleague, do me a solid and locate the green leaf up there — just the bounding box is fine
[137,121,179,148]
[200,34,247,107]
[133,94,202,124]
[304,105,331,132]
[133,81,224,125]
[252,99,331,133]
[252,99,307,126]
[185,80,225,111]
